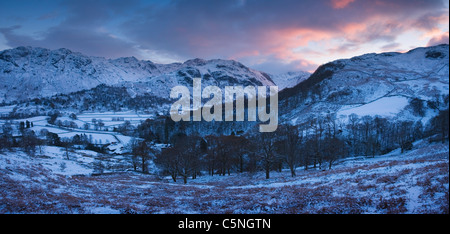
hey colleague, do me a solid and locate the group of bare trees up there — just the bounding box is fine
[152,106,449,184]
[127,138,157,174]
[155,133,252,183]
[153,120,348,183]
[0,120,41,156]
[1,93,448,185]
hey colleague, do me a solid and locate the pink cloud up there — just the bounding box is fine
[331,0,356,9]
[427,31,450,46]
[257,28,334,60]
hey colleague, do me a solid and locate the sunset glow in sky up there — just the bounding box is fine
[0,0,448,74]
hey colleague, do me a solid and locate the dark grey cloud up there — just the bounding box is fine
[119,0,448,58]
[0,0,448,73]
[0,0,142,58]
[0,25,141,58]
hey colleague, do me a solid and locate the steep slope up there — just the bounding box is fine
[119,58,275,99]
[0,46,275,103]
[0,47,156,102]
[269,71,310,90]
[279,44,449,125]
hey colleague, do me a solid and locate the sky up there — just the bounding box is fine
[0,0,448,74]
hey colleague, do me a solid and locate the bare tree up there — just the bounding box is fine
[204,135,219,176]
[1,121,13,150]
[155,146,180,182]
[309,116,325,169]
[60,138,72,160]
[323,137,347,169]
[253,131,277,179]
[429,108,449,143]
[395,121,414,153]
[155,133,203,184]
[132,140,154,173]
[347,113,359,155]
[276,124,301,177]
[126,138,139,171]
[22,129,38,157]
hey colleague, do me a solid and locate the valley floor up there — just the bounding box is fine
[0,141,448,214]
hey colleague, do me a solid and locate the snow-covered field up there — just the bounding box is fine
[338,96,409,118]
[0,141,448,214]
[1,111,149,150]
[76,112,154,127]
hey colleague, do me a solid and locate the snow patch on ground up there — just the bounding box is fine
[338,96,409,117]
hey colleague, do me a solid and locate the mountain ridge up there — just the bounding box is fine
[0,46,277,103]
[1,44,448,129]
[279,44,449,125]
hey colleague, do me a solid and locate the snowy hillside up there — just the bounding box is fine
[0,46,275,103]
[280,44,449,125]
[0,44,448,215]
[0,140,447,214]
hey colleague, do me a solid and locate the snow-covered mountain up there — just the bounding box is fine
[0,46,275,103]
[1,44,448,127]
[269,71,310,90]
[280,44,449,125]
